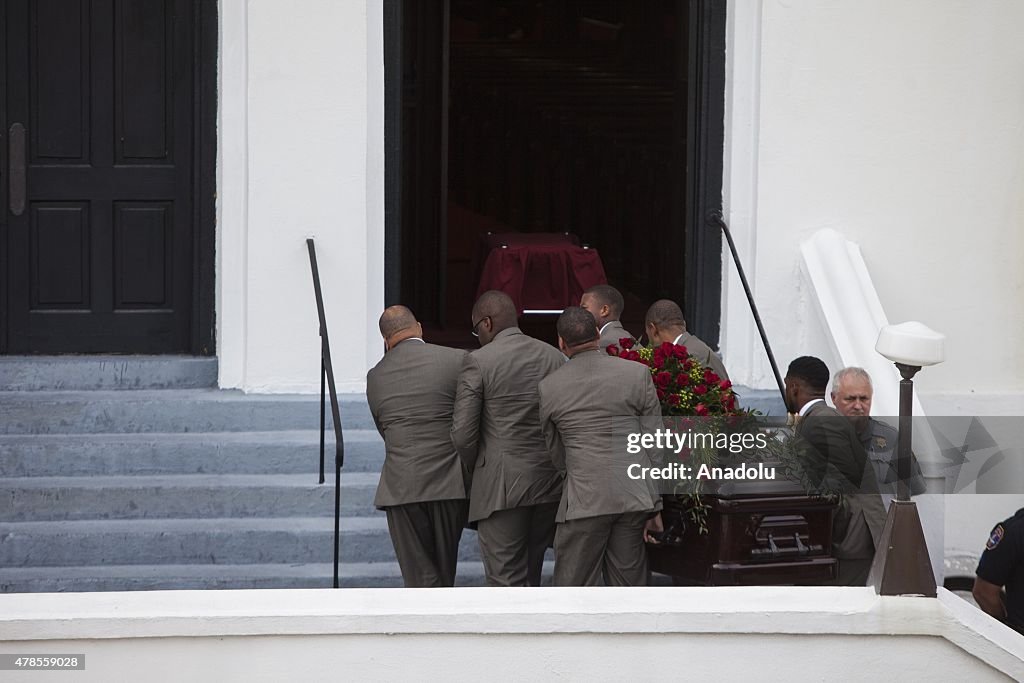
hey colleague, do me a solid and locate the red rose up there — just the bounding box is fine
[694,403,709,416]
[673,346,688,360]
[606,345,619,356]
[656,387,666,401]
[626,350,641,362]
[667,394,681,407]
[659,342,675,355]
[651,351,666,369]
[677,374,690,387]
[655,371,672,388]
[703,369,720,384]
[719,379,732,391]
[683,359,694,371]
[693,384,708,396]
[619,338,634,350]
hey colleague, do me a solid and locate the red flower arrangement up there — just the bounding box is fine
[607,338,751,534]
[606,339,740,417]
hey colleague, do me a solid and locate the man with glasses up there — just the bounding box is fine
[452,290,566,586]
[366,305,470,587]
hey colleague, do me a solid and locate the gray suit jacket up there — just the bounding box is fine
[598,320,635,352]
[366,339,468,508]
[452,327,566,523]
[674,331,729,382]
[538,348,663,523]
[796,401,887,559]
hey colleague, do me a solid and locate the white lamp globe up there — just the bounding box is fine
[875,322,945,367]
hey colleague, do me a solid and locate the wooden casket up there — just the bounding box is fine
[648,474,837,586]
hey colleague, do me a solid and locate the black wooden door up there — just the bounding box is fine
[2,0,196,353]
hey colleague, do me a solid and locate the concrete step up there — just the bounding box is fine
[735,386,787,417]
[0,430,384,477]
[1,473,386,521]
[0,356,218,391]
[0,390,374,434]
[0,516,487,567]
[0,559,559,591]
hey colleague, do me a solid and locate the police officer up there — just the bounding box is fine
[831,367,926,502]
[973,508,1024,635]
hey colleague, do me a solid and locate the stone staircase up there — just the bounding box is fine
[0,357,784,593]
[0,357,490,591]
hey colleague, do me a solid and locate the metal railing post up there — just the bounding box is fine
[306,238,346,588]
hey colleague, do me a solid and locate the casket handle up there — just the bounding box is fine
[750,533,823,559]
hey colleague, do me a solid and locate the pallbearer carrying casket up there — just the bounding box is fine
[538,307,663,586]
[451,291,566,587]
[366,306,469,587]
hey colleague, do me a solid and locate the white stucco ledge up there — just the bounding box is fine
[2,587,1022,681]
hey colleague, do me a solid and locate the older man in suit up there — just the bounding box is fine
[538,307,663,586]
[784,355,887,586]
[452,290,566,586]
[831,366,926,504]
[366,305,469,587]
[580,284,635,351]
[644,299,729,382]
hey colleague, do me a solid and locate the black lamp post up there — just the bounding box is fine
[867,322,945,597]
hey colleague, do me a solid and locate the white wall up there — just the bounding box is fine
[215,0,1024,395]
[217,0,384,393]
[722,0,1024,401]
[2,588,1022,681]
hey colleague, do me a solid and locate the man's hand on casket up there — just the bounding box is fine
[643,512,664,544]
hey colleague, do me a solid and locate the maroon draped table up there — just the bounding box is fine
[475,233,607,314]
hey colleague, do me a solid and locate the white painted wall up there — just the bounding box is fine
[2,588,1022,681]
[215,0,1024,396]
[217,0,384,393]
[722,0,1024,402]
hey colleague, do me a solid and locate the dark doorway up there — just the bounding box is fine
[385,0,724,347]
[0,0,217,354]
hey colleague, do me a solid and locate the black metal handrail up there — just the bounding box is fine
[306,238,345,588]
[709,212,787,406]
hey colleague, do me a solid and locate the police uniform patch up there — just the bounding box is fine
[987,525,1005,550]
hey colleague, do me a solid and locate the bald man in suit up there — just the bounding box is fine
[784,355,887,586]
[580,284,636,351]
[644,299,729,382]
[538,307,663,586]
[451,290,566,586]
[366,305,469,587]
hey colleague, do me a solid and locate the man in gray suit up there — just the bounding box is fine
[644,299,729,381]
[580,284,635,351]
[366,305,469,587]
[452,290,566,586]
[784,356,887,586]
[538,307,664,586]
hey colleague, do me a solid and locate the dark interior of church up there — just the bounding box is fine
[395,0,690,347]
